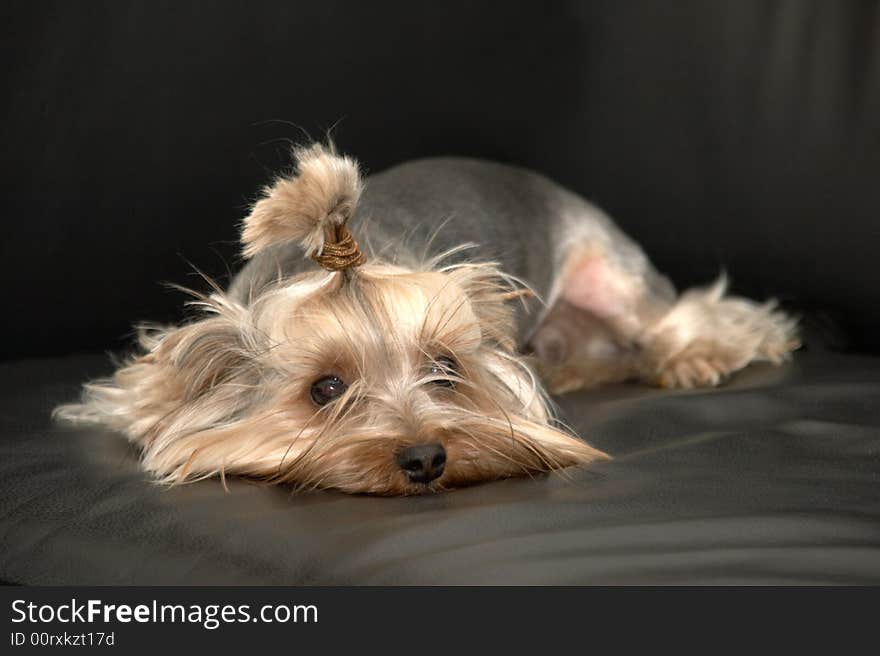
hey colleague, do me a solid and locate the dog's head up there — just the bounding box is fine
[57,144,607,494]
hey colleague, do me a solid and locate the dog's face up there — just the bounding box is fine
[89,261,605,495]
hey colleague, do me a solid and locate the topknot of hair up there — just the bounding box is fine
[241,143,363,260]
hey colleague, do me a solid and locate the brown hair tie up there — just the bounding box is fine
[311,225,366,271]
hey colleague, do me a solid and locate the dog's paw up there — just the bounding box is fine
[654,351,733,389]
[639,278,800,390]
[758,333,801,365]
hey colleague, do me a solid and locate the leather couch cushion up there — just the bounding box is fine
[1,348,878,584]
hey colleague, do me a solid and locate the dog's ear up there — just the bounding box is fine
[444,262,533,353]
[241,143,363,259]
[55,294,265,462]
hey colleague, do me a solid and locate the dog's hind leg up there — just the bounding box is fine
[527,244,674,392]
[528,243,800,392]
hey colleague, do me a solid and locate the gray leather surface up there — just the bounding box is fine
[1,348,878,584]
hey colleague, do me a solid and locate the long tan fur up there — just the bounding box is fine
[241,143,363,259]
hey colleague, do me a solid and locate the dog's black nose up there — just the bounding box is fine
[396,443,446,484]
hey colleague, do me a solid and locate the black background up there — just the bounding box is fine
[2,1,879,361]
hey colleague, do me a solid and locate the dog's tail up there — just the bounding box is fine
[240,143,365,271]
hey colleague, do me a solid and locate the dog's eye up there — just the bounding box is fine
[310,375,348,406]
[428,356,458,388]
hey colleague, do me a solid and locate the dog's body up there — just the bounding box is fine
[233,156,796,392]
[56,146,798,494]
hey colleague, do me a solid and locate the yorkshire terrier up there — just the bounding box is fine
[55,143,799,494]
